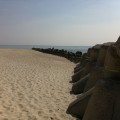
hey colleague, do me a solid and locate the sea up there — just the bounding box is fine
[0,45,91,53]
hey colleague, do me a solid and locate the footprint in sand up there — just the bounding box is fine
[38,110,43,116]
[49,110,53,113]
[3,118,8,120]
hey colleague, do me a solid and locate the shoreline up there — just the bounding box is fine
[0,45,90,53]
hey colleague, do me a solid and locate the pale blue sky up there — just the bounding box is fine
[0,0,120,45]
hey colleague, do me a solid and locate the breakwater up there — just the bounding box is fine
[32,37,120,120]
[32,47,82,63]
[67,37,120,120]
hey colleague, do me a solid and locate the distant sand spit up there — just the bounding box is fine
[0,49,76,120]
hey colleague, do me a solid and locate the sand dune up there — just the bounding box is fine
[0,49,76,120]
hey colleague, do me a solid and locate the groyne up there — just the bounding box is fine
[32,48,82,63]
[32,37,120,120]
[67,37,120,120]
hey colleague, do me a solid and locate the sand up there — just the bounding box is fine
[0,49,76,120]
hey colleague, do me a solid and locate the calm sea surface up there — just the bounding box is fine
[0,45,91,53]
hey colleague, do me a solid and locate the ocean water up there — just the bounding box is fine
[0,45,91,53]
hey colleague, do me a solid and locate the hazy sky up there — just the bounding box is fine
[0,0,120,46]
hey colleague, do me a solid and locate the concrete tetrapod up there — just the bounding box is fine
[83,37,120,120]
[88,44,101,62]
[72,68,85,83]
[74,44,100,74]
[104,45,120,78]
[96,42,114,66]
[67,87,94,119]
[72,62,94,83]
[83,67,103,92]
[74,59,89,73]
[82,78,120,120]
[71,74,90,94]
[83,43,114,92]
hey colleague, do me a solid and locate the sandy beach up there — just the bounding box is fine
[0,49,76,120]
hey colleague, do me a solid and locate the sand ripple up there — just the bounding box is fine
[0,49,75,120]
